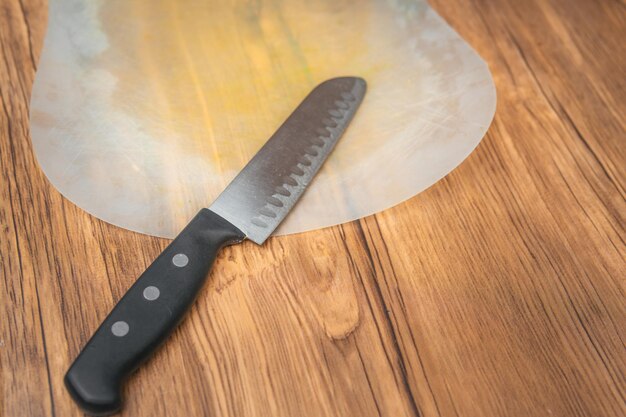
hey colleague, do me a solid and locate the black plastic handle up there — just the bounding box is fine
[65,208,245,416]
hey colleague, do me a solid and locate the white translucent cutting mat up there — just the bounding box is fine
[30,0,496,238]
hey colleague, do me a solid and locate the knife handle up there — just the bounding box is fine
[65,208,245,416]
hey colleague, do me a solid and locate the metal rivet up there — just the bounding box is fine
[172,253,189,267]
[111,321,129,337]
[143,286,160,301]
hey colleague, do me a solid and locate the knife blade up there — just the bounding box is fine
[65,76,366,416]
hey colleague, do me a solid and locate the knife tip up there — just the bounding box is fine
[319,76,367,102]
[322,76,367,89]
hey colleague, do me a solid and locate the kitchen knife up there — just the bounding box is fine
[65,76,366,416]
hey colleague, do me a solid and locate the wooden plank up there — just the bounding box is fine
[1,1,53,415]
[1,0,624,416]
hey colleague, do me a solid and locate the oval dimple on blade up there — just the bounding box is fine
[209,77,367,244]
[283,176,299,187]
[311,137,327,147]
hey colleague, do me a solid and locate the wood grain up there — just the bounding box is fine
[1,0,624,416]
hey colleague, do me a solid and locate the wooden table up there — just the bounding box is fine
[1,0,624,416]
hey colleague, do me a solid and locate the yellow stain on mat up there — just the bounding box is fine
[98,0,383,176]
